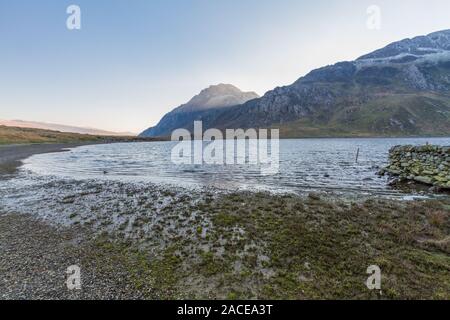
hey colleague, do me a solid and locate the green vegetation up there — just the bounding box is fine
[0,125,157,144]
[86,192,450,299]
[277,93,450,138]
[0,125,111,144]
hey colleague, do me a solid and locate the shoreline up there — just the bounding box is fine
[0,141,129,176]
[1,186,449,299]
[1,172,449,299]
[0,141,449,299]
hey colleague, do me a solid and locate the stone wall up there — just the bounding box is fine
[381,145,450,189]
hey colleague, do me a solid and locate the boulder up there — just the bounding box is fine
[414,176,434,185]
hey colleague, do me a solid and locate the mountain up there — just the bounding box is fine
[140,84,259,137]
[0,119,136,136]
[141,30,450,138]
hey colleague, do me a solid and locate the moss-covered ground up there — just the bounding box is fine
[85,192,449,299]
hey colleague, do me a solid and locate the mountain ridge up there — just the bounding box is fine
[0,119,136,137]
[140,84,259,137]
[141,29,450,138]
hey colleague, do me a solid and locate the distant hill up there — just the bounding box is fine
[0,125,110,144]
[0,125,154,145]
[141,30,450,138]
[140,84,259,137]
[0,119,136,137]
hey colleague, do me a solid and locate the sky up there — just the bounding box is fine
[1,0,450,133]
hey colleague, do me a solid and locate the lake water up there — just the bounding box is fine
[22,137,450,197]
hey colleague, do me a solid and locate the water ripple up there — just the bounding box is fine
[21,137,450,197]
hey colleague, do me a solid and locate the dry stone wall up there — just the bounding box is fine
[381,145,450,189]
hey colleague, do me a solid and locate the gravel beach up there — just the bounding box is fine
[0,212,145,299]
[0,143,147,299]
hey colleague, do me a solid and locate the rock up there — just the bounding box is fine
[414,176,433,185]
[434,175,448,183]
[429,186,443,192]
[308,193,321,201]
[401,162,409,168]
[387,169,401,175]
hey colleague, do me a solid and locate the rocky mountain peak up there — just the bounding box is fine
[140,29,450,138]
[175,84,259,113]
[357,29,450,61]
[139,84,259,137]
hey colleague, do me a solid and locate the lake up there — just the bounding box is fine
[22,137,450,197]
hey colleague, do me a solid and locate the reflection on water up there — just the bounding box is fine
[22,137,450,197]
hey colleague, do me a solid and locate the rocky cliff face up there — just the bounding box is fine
[141,30,450,138]
[207,30,450,136]
[140,84,259,137]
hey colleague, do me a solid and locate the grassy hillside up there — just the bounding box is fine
[0,125,141,145]
[277,93,450,138]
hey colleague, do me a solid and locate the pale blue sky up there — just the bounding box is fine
[1,0,449,133]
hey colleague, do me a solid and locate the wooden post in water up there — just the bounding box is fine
[355,148,360,163]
